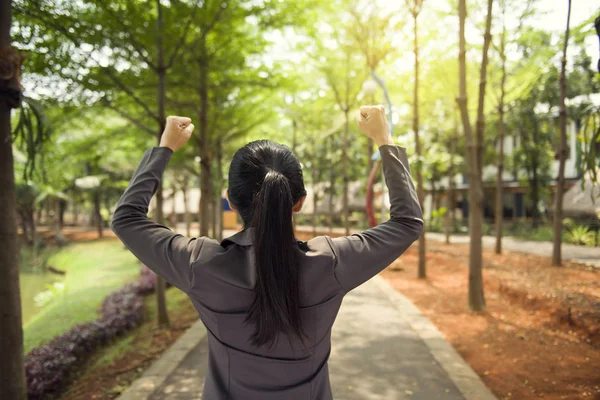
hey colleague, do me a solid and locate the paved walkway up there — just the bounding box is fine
[118,277,495,400]
[425,232,600,267]
[292,226,600,268]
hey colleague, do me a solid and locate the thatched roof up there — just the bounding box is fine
[560,175,600,219]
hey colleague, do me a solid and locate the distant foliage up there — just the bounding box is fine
[24,267,157,399]
[12,97,52,180]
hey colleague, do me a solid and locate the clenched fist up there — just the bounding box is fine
[357,105,393,147]
[159,116,195,152]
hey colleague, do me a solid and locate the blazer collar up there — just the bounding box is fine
[221,228,254,247]
[220,227,307,250]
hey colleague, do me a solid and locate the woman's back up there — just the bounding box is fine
[191,233,343,399]
[111,108,423,399]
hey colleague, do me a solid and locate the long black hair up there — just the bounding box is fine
[228,140,307,347]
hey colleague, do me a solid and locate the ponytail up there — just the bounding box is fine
[246,170,303,347]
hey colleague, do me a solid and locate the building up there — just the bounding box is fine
[423,94,599,223]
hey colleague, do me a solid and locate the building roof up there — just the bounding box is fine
[560,174,600,219]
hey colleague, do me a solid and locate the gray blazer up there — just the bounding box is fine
[112,144,423,400]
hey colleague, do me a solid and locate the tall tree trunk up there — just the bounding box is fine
[182,175,191,237]
[73,196,79,225]
[531,162,540,228]
[31,206,37,257]
[54,199,66,246]
[412,8,426,279]
[366,94,375,227]
[0,2,26,397]
[445,129,457,244]
[170,181,177,227]
[328,137,336,233]
[155,0,169,328]
[93,191,103,238]
[216,139,224,241]
[457,0,491,311]
[342,109,350,235]
[553,0,571,266]
[210,180,216,238]
[429,180,436,220]
[495,18,506,254]
[292,118,297,153]
[214,197,221,240]
[312,160,319,237]
[198,149,211,237]
[58,199,66,229]
[198,40,210,238]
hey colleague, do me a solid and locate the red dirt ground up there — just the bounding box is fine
[381,241,600,400]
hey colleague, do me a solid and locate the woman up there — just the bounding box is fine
[112,105,423,400]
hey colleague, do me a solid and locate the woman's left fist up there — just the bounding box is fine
[159,116,195,152]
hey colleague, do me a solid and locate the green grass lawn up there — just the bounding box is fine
[24,239,140,353]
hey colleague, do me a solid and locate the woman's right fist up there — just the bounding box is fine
[357,105,393,147]
[159,116,195,152]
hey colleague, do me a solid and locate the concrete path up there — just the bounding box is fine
[425,232,600,267]
[292,226,600,268]
[118,277,495,400]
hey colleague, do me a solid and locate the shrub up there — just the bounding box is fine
[24,266,156,400]
[528,226,554,242]
[428,207,447,233]
[566,225,595,246]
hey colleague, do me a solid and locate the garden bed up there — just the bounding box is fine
[59,287,198,400]
[23,239,139,352]
[25,267,156,399]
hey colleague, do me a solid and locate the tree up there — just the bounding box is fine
[312,23,364,235]
[13,0,212,327]
[154,0,170,329]
[494,0,507,254]
[0,1,26,398]
[407,0,426,278]
[347,3,397,225]
[445,122,459,244]
[457,0,494,311]
[552,0,572,266]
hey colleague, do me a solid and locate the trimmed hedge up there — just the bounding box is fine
[24,266,157,399]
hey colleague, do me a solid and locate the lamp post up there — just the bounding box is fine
[363,71,394,226]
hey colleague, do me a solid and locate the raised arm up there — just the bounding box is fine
[111,116,200,293]
[327,106,424,292]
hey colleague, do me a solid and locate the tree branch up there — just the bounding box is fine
[94,0,157,70]
[186,4,227,54]
[14,6,159,123]
[102,68,160,123]
[166,0,204,69]
[100,98,156,136]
